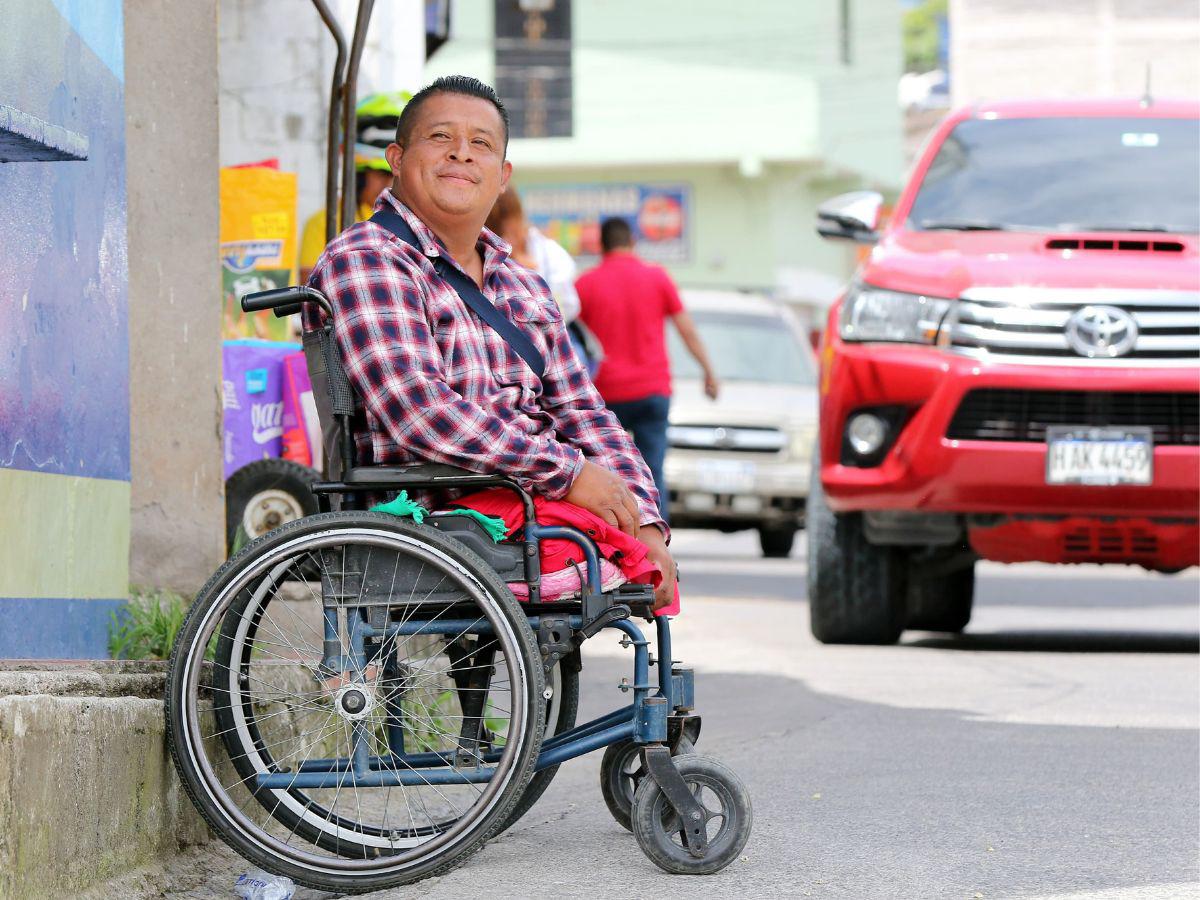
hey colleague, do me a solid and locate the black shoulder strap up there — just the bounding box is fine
[370,209,545,380]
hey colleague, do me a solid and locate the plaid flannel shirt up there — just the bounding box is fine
[306,191,665,531]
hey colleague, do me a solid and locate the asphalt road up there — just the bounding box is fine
[161,530,1199,900]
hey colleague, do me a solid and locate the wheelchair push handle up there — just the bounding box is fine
[241,285,333,320]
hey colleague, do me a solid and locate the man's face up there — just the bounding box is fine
[386,93,510,226]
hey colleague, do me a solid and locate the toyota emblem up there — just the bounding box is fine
[1065,305,1139,358]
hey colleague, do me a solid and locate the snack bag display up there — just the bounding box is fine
[220,163,299,341]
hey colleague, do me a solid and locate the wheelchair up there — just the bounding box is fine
[164,285,752,893]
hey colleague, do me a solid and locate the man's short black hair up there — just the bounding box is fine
[395,75,510,153]
[600,217,634,252]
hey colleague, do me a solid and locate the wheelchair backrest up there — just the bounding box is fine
[302,322,358,481]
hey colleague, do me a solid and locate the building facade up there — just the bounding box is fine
[425,0,905,306]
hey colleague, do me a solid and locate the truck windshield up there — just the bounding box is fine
[907,116,1200,234]
[669,311,815,385]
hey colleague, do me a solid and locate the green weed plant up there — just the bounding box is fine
[108,586,212,660]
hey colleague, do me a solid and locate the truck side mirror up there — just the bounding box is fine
[816,191,884,244]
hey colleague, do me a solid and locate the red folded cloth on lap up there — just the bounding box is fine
[449,489,680,616]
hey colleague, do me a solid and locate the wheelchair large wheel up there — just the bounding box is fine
[165,512,545,894]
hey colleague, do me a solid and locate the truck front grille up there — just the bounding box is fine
[947,287,1200,363]
[667,424,786,453]
[947,389,1200,445]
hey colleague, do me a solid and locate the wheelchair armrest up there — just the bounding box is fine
[344,463,508,486]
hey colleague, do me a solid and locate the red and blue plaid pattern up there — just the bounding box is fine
[306,191,664,529]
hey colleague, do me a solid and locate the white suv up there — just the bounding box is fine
[664,290,818,557]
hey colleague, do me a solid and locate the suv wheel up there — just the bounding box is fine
[758,525,796,558]
[807,450,907,644]
[906,561,975,633]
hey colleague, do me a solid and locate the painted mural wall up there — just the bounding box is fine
[0,0,129,657]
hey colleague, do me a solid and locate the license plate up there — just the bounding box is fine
[694,459,757,493]
[1045,426,1153,486]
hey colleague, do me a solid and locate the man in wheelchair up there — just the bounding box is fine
[304,75,678,613]
[164,75,749,894]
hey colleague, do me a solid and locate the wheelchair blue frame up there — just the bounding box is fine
[255,523,693,792]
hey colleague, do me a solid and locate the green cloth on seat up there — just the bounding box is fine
[370,491,508,543]
[370,491,427,524]
[436,508,510,543]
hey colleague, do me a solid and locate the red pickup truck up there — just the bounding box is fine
[810,98,1199,644]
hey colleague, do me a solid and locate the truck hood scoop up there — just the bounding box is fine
[1045,237,1186,253]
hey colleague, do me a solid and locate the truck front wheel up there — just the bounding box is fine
[807,452,907,645]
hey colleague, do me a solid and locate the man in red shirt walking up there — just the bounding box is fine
[576,217,719,522]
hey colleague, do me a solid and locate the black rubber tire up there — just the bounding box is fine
[906,562,975,632]
[601,736,695,833]
[807,447,907,645]
[758,526,797,558]
[224,457,318,552]
[630,754,752,875]
[492,656,581,833]
[165,511,545,894]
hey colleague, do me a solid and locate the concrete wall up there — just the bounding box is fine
[125,0,225,594]
[950,0,1200,104]
[0,0,131,658]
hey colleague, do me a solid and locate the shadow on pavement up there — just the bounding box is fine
[904,629,1199,654]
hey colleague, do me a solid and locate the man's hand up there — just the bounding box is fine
[565,460,642,537]
[703,369,720,401]
[638,525,677,611]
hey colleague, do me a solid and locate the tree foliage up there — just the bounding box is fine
[904,0,948,73]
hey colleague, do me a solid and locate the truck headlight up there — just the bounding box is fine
[839,283,953,344]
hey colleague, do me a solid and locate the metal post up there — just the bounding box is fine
[342,0,375,234]
[310,0,348,243]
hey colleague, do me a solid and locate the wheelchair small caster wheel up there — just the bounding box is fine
[600,736,694,832]
[631,755,752,875]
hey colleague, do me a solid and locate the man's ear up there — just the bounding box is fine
[385,142,403,174]
[499,159,513,192]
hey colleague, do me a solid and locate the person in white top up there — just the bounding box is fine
[487,189,602,374]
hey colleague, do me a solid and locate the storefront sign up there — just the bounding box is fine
[523,182,691,264]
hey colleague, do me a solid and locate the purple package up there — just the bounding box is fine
[222,339,302,480]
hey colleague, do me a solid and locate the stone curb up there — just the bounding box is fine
[0,661,210,899]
